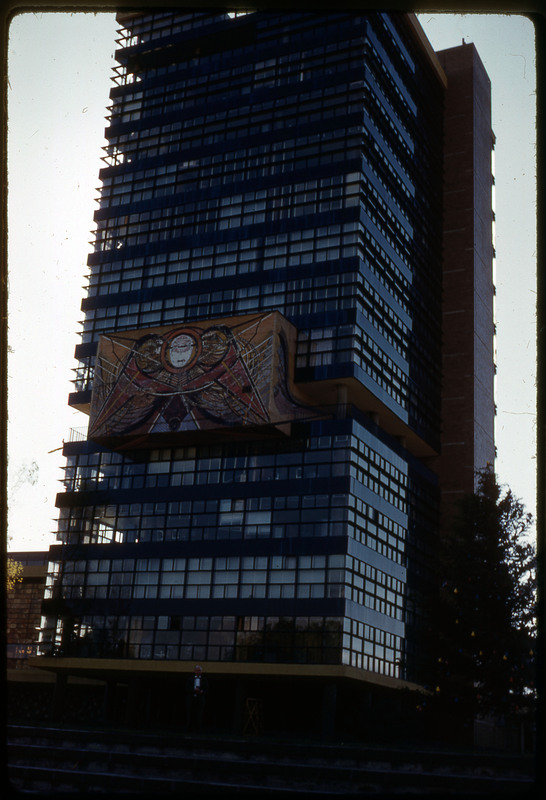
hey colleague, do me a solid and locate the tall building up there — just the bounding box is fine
[434,42,497,518]
[34,11,495,736]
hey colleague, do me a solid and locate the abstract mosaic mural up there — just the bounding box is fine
[88,312,320,443]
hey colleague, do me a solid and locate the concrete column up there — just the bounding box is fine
[321,682,337,741]
[102,678,117,722]
[232,678,246,735]
[50,672,67,721]
[335,384,348,418]
[125,678,140,727]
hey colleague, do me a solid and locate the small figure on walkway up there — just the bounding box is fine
[185,665,208,733]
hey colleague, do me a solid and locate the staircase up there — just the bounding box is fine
[7,724,536,796]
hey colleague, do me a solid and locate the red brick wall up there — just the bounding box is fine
[434,43,496,523]
[7,561,47,668]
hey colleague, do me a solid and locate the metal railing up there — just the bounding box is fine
[68,427,88,443]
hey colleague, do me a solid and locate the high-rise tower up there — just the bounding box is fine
[435,42,496,520]
[35,11,495,737]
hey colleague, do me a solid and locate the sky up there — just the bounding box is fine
[6,11,537,552]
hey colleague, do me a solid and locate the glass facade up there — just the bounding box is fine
[41,11,445,686]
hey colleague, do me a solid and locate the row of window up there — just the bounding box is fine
[363,170,412,244]
[84,229,418,351]
[365,136,415,218]
[364,72,413,155]
[98,157,359,222]
[112,13,419,163]
[365,21,417,121]
[58,483,351,540]
[42,611,343,664]
[363,228,412,316]
[65,456,343,496]
[96,158,418,279]
[115,12,360,88]
[115,19,345,86]
[64,439,409,517]
[82,271,355,334]
[49,553,347,602]
[83,278,361,351]
[57,498,411,568]
[344,615,403,676]
[110,82,363,149]
[350,496,407,566]
[52,556,406,622]
[59,498,412,555]
[113,11,431,190]
[350,447,407,509]
[40,608,403,676]
[100,136,356,199]
[359,278,409,359]
[86,218,419,322]
[86,222,359,301]
[226,281,409,375]
[361,184,411,268]
[93,182,360,251]
[64,439,349,490]
[115,11,221,50]
[347,573,404,621]
[102,116,359,176]
[110,67,365,126]
[117,16,371,90]
[101,88,426,268]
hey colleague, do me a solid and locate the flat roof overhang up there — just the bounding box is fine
[297,375,439,459]
[28,657,430,694]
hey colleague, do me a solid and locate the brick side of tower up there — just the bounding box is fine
[435,43,496,518]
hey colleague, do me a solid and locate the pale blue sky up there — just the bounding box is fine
[7,12,537,550]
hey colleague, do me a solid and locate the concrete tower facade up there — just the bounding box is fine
[33,12,495,736]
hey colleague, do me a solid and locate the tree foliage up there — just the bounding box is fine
[7,557,24,590]
[432,466,536,720]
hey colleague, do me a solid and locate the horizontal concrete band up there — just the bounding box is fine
[27,656,428,693]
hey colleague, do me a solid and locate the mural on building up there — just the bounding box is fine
[89,312,320,442]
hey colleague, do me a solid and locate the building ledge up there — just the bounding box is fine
[28,657,429,694]
[7,667,103,686]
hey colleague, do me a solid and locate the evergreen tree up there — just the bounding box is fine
[433,467,536,721]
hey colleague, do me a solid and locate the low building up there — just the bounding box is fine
[7,551,48,668]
